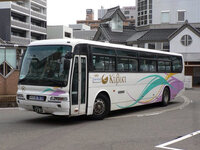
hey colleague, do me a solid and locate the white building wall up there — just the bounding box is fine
[47,26,73,39]
[69,24,91,31]
[170,28,200,61]
[0,2,11,8]
[121,6,137,20]
[153,0,200,24]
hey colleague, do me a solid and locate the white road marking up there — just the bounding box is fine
[0,107,19,111]
[155,130,200,150]
[108,95,191,120]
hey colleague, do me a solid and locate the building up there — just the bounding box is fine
[98,6,137,21]
[73,30,96,40]
[121,6,137,20]
[94,6,136,44]
[86,9,94,21]
[69,24,96,40]
[77,8,100,30]
[169,22,200,87]
[69,24,91,31]
[78,6,137,30]
[121,6,136,26]
[47,25,73,39]
[0,0,47,46]
[76,20,101,30]
[98,6,107,20]
[136,0,200,27]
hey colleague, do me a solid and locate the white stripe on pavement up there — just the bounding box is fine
[155,130,200,150]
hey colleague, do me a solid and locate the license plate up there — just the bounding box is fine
[28,95,45,101]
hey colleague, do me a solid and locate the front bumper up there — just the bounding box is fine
[17,99,70,116]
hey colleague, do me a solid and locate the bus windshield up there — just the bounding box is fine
[19,45,72,87]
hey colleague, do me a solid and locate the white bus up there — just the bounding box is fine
[17,39,184,119]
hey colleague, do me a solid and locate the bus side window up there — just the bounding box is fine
[149,60,156,72]
[104,56,115,71]
[93,55,104,71]
[117,58,128,72]
[129,59,138,72]
[158,61,165,72]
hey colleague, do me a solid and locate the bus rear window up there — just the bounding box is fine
[172,56,183,73]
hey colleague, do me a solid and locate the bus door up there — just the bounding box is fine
[70,55,87,116]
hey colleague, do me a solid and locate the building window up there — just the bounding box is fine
[156,43,162,50]
[148,43,155,49]
[124,11,130,15]
[110,14,123,32]
[181,35,192,46]
[65,32,71,38]
[162,42,170,50]
[138,43,144,48]
[178,11,185,22]
[161,11,170,23]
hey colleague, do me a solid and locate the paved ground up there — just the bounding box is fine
[0,89,199,150]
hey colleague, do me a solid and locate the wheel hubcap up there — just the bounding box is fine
[94,99,105,115]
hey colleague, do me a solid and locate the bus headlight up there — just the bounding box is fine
[17,94,25,100]
[49,97,68,102]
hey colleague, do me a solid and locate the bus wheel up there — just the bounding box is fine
[161,87,170,106]
[92,94,109,120]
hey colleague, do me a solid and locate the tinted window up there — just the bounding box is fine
[139,60,156,72]
[117,58,129,72]
[158,61,171,72]
[117,58,138,72]
[93,55,115,71]
[172,56,183,73]
[129,59,138,72]
[139,52,157,59]
[92,47,115,55]
[116,50,137,58]
[158,54,171,61]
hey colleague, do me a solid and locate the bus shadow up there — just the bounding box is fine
[22,115,88,126]
[108,101,181,118]
[21,101,181,125]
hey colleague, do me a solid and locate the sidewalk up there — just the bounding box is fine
[0,95,17,108]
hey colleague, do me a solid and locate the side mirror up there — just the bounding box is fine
[65,52,73,59]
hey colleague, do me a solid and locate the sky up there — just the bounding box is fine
[47,0,136,26]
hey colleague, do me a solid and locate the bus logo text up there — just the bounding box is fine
[102,74,126,85]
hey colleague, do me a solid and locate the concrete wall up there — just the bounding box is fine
[153,0,200,24]
[47,25,73,39]
[69,24,91,31]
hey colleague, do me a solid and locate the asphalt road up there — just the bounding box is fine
[0,89,199,150]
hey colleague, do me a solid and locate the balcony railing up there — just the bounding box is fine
[11,19,30,30]
[31,10,46,20]
[11,35,30,46]
[31,0,46,7]
[11,3,30,15]
[31,25,46,34]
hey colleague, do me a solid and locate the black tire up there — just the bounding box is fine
[161,87,170,106]
[91,94,109,120]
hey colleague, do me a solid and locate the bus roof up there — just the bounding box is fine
[29,38,182,57]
